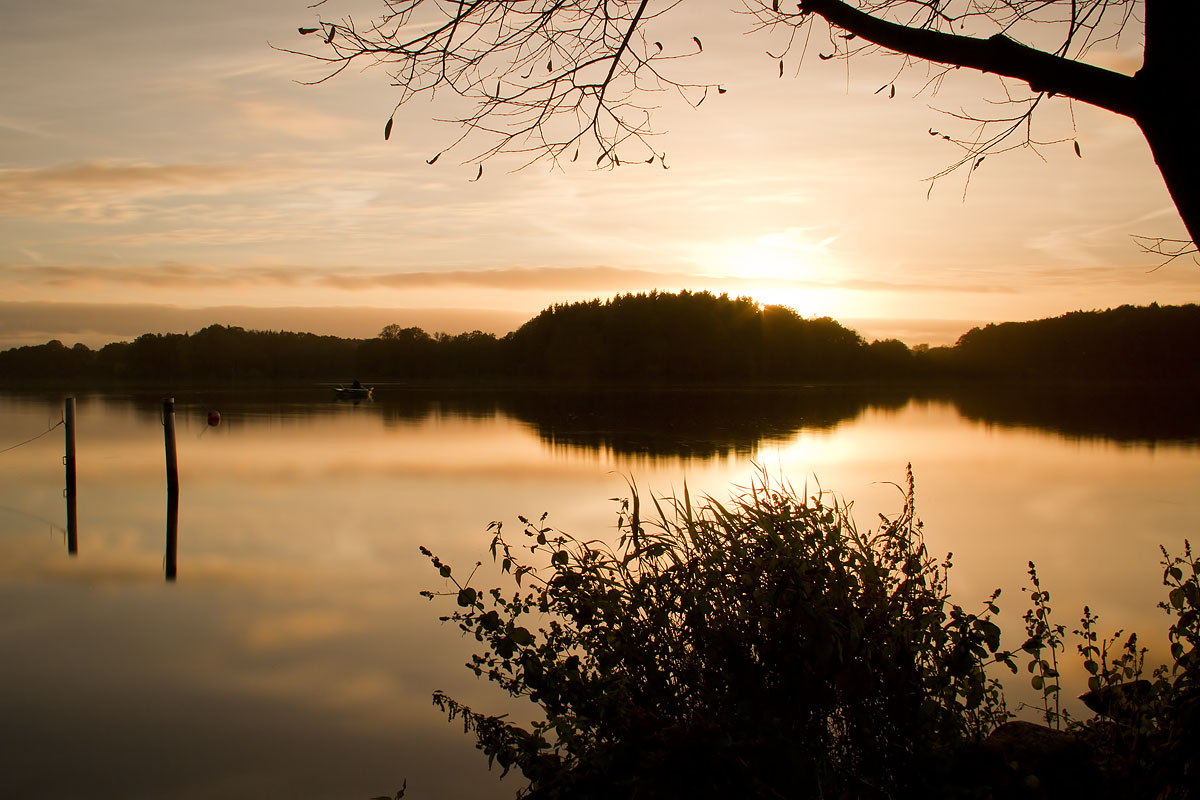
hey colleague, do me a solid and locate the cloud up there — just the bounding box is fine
[235,99,357,141]
[3,161,248,190]
[6,263,300,289]
[0,113,55,140]
[318,265,698,291]
[0,160,285,222]
[3,261,703,292]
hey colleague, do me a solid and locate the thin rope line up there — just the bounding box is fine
[0,419,65,455]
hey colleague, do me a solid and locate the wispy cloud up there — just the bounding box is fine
[235,99,359,141]
[0,160,286,223]
[3,259,1026,298]
[3,262,697,292]
[318,265,698,291]
[0,113,56,140]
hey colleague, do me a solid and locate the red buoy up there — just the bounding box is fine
[207,411,221,427]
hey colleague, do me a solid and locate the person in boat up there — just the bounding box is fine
[351,379,362,389]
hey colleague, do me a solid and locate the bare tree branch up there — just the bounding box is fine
[285,1,715,170]
[1132,235,1200,270]
[288,1,1198,247]
[789,0,1139,117]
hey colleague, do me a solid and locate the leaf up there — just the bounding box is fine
[325,26,335,44]
[298,26,319,35]
[654,41,663,52]
[692,36,703,51]
[384,117,394,141]
[1074,140,1082,158]
[457,588,477,607]
[779,60,784,77]
[426,151,441,165]
[510,626,534,646]
[818,52,834,60]
[1031,674,1044,690]
[547,58,553,72]
[717,85,726,94]
[470,163,483,182]
[889,84,895,99]
[439,564,451,578]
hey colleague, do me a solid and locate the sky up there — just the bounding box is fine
[1,0,1195,350]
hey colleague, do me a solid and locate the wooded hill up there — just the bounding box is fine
[1,292,1197,384]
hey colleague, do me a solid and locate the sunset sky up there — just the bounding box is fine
[1,0,1195,350]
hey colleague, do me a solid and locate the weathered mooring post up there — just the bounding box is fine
[165,488,179,582]
[64,397,77,555]
[162,397,179,581]
[162,397,179,496]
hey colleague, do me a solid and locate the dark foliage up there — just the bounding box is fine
[1067,544,1200,799]
[505,291,867,382]
[422,470,1013,799]
[3,297,1200,388]
[422,474,1200,799]
[948,303,1200,382]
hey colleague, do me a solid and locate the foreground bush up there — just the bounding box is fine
[420,473,1199,798]
[1067,543,1199,798]
[421,470,1013,798]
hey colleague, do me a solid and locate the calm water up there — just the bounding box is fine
[1,385,1197,799]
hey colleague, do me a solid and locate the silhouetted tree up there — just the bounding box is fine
[0,340,94,380]
[6,300,1197,386]
[951,304,1200,381]
[505,291,868,382]
[293,0,1197,247]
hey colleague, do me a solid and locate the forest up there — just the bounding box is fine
[1,292,1198,385]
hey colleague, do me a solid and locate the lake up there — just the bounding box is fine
[1,384,1197,799]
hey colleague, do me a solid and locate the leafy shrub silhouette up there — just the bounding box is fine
[1067,543,1200,799]
[421,469,1013,799]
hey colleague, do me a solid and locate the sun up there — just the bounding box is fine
[708,228,836,282]
[696,228,844,317]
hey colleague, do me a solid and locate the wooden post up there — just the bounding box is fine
[165,489,178,582]
[162,397,179,581]
[64,397,77,556]
[162,397,179,496]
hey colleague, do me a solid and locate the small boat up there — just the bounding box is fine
[334,384,373,400]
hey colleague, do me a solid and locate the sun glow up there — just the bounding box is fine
[745,286,851,319]
[695,228,853,318]
[709,228,836,280]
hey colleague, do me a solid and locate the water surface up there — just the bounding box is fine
[1,385,1196,799]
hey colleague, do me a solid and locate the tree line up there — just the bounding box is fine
[2,292,1198,384]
